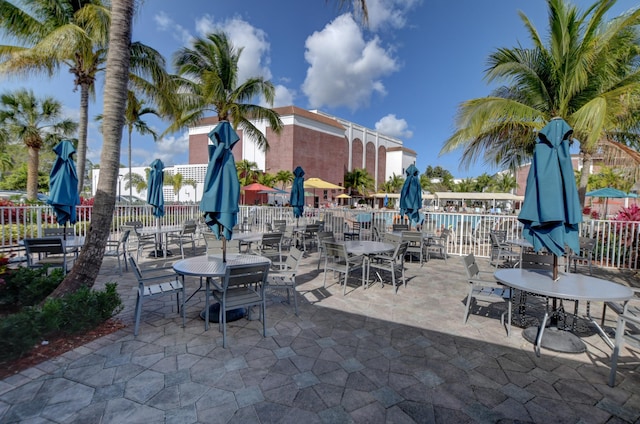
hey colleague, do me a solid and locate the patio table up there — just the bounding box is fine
[494,268,633,356]
[343,240,394,289]
[173,253,271,329]
[138,225,182,258]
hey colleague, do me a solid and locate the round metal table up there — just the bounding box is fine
[494,268,633,355]
[173,254,271,328]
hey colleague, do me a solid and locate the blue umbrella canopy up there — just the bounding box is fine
[585,187,635,198]
[400,164,423,226]
[48,140,80,226]
[200,121,240,241]
[290,166,305,218]
[147,159,165,218]
[518,118,581,260]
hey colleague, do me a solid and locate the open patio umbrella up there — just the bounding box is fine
[48,140,80,239]
[290,166,305,226]
[147,159,165,257]
[585,187,636,217]
[200,121,240,262]
[304,177,344,190]
[400,164,423,230]
[242,182,276,204]
[519,118,581,280]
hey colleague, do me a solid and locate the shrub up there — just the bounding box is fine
[0,267,64,309]
[0,283,122,361]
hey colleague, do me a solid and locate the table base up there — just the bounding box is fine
[522,326,586,354]
[147,249,173,258]
[199,304,246,323]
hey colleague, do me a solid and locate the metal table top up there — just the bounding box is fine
[172,254,271,278]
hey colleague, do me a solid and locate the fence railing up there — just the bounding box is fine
[1,204,637,270]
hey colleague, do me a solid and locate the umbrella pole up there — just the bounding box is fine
[553,255,558,281]
[219,224,226,263]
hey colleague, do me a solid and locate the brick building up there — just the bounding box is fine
[188,106,416,205]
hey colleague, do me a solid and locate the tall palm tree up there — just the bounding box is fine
[440,0,640,206]
[275,170,294,190]
[167,31,283,149]
[0,0,170,195]
[184,178,197,202]
[474,173,494,193]
[0,89,77,200]
[50,0,134,298]
[97,90,159,200]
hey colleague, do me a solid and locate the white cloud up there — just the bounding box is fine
[195,15,271,83]
[272,84,295,107]
[153,11,192,44]
[302,14,399,111]
[375,114,413,139]
[150,131,190,166]
[366,0,421,31]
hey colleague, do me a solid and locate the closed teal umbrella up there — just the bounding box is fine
[48,140,80,231]
[400,164,423,229]
[200,121,240,261]
[146,159,165,218]
[290,166,305,223]
[146,159,165,257]
[519,118,582,279]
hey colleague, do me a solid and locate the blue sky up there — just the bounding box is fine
[1,0,635,178]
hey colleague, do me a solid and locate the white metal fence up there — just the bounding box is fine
[1,204,637,270]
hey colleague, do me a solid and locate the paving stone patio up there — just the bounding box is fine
[0,243,639,423]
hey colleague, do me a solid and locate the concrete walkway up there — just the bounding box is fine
[1,245,639,423]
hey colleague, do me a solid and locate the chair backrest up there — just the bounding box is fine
[324,241,347,261]
[382,232,402,244]
[520,252,555,269]
[284,246,303,272]
[317,231,335,246]
[578,237,596,253]
[401,231,423,246]
[394,241,410,260]
[261,232,283,246]
[43,227,76,237]
[24,237,65,256]
[203,232,240,254]
[490,230,507,245]
[372,226,381,241]
[461,253,480,280]
[129,256,146,282]
[124,220,144,229]
[223,262,270,291]
[393,224,409,232]
[181,222,198,235]
[118,229,131,247]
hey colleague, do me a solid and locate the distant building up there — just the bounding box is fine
[188,106,416,205]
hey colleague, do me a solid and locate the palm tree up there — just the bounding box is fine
[167,31,283,149]
[184,178,197,202]
[50,0,134,298]
[275,170,294,190]
[491,173,518,193]
[168,172,184,202]
[440,0,640,206]
[236,159,259,186]
[124,171,146,196]
[0,0,170,195]
[455,178,476,193]
[344,168,375,197]
[97,90,159,200]
[474,173,494,193]
[0,89,77,200]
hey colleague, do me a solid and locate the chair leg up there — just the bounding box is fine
[463,287,473,324]
[134,293,143,336]
[292,286,299,316]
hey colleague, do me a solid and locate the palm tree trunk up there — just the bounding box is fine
[26,146,39,201]
[129,128,133,200]
[578,150,593,209]
[76,82,90,196]
[49,0,134,298]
